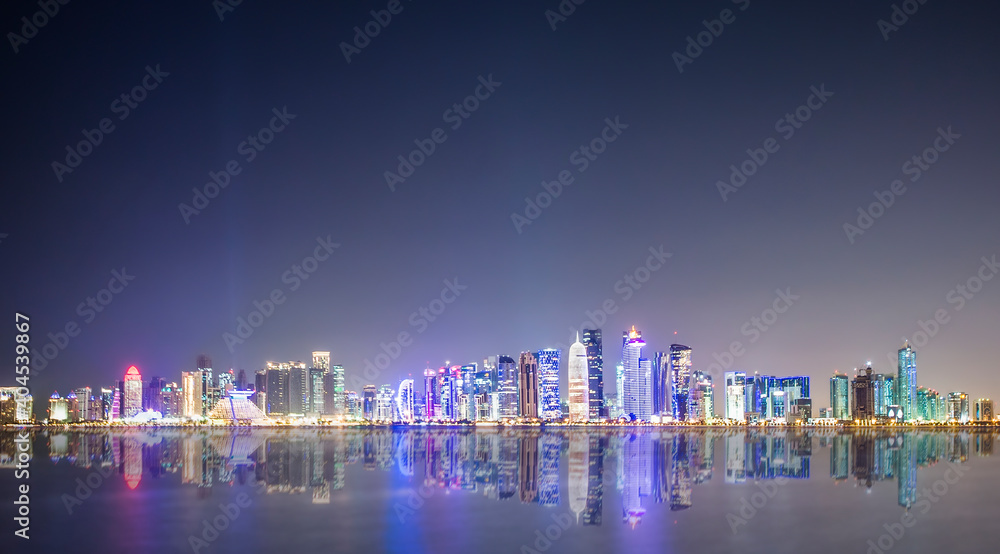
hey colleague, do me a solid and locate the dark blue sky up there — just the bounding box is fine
[3,0,999,407]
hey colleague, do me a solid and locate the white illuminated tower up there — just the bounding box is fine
[396,379,415,421]
[568,334,590,422]
[622,327,651,420]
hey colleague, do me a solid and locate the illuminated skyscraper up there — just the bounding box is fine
[330,364,345,415]
[652,351,670,417]
[497,355,518,419]
[197,354,215,416]
[396,379,415,421]
[948,392,970,423]
[48,391,68,422]
[669,344,692,421]
[122,365,143,418]
[622,327,651,420]
[424,367,439,419]
[73,386,93,421]
[363,385,377,420]
[872,374,895,416]
[724,371,746,421]
[536,349,561,420]
[582,328,605,420]
[568,335,590,422]
[897,342,917,421]
[688,371,713,421]
[851,365,877,421]
[376,384,394,420]
[288,362,310,416]
[518,352,539,418]
[312,351,331,371]
[265,363,290,416]
[830,373,849,420]
[309,366,327,414]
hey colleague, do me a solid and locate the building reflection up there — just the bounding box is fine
[18,428,994,524]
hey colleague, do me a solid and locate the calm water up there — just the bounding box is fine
[2,428,997,553]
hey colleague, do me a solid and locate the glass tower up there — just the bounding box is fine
[582,329,604,420]
[668,344,692,421]
[897,342,917,420]
[536,349,561,420]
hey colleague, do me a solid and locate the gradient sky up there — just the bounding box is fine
[3,0,999,410]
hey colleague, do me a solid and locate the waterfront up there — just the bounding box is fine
[2,428,998,553]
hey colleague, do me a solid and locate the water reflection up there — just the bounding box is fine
[10,428,996,528]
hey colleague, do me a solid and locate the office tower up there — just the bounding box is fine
[622,327,651,420]
[363,385,377,420]
[376,384,394,420]
[236,369,248,391]
[688,371,713,421]
[459,363,478,420]
[725,371,746,421]
[778,376,810,405]
[309,367,327,414]
[66,391,79,421]
[669,344,692,421]
[518,352,539,418]
[143,377,165,413]
[48,391,69,422]
[329,365,345,415]
[438,366,461,421]
[181,372,200,417]
[312,351,331,371]
[615,362,625,417]
[397,379,415,421]
[830,373,849,420]
[265,363,290,416]
[851,364,877,421]
[897,342,917,421]
[872,374,895,416]
[288,362,309,416]
[424,367,439,419]
[99,387,113,420]
[948,392,970,423]
[975,399,994,421]
[218,370,235,396]
[73,386,92,421]
[536,349,561,420]
[122,365,142,417]
[568,335,590,422]
[497,355,518,419]
[0,388,33,423]
[582,328,605,419]
[255,370,268,412]
[197,355,215,416]
[653,351,670,416]
[346,391,361,419]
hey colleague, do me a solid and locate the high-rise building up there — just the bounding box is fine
[197,355,215,416]
[581,329,604,420]
[688,371,713,421]
[396,379,415,421]
[851,365,877,421]
[312,351,331,371]
[48,391,68,422]
[144,377,165,413]
[217,370,235,396]
[100,387,113,420]
[309,367,327,415]
[497,355,518,419]
[255,370,268,412]
[182,371,201,417]
[947,392,970,423]
[265,363,290,416]
[568,335,589,422]
[236,369,248,391]
[724,371,746,422]
[518,352,539,419]
[974,399,994,421]
[872,374,895,416]
[122,365,143,418]
[73,387,93,421]
[330,365,345,416]
[622,327,651,421]
[438,366,461,421]
[0,387,33,423]
[459,363,478,420]
[615,363,625,418]
[536,349,561,420]
[897,342,917,421]
[288,362,309,416]
[653,351,670,417]
[830,373,849,420]
[376,384,394,420]
[362,385,377,420]
[669,344,692,421]
[424,367,439,419]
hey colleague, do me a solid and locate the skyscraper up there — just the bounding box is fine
[363,385,377,420]
[974,399,994,421]
[568,335,589,422]
[424,367,439,419]
[622,327,651,421]
[897,342,917,421]
[688,371,713,421]
[497,355,518,419]
[197,354,215,416]
[309,366,327,414]
[122,365,142,418]
[288,362,310,416]
[144,377,165,413]
[182,372,200,417]
[396,379,415,421]
[265,363,290,416]
[536,349,561,420]
[330,364,345,415]
[724,371,746,422]
[376,384,394,420]
[669,344,692,421]
[830,373,849,420]
[312,351,331,371]
[581,328,604,420]
[652,351,670,417]
[518,352,539,419]
[947,392,970,423]
[851,365,877,421]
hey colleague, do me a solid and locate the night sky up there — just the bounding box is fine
[3,0,999,409]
